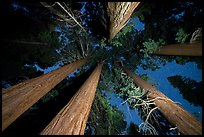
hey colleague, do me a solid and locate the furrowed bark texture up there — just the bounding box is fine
[121,66,202,135]
[2,58,88,131]
[154,42,202,56]
[106,2,140,40]
[40,63,103,135]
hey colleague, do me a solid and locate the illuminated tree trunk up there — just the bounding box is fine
[154,42,202,56]
[120,65,202,135]
[2,58,88,131]
[106,2,140,40]
[40,63,103,135]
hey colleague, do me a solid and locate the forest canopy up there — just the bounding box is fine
[1,1,202,135]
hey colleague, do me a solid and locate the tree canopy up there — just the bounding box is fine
[167,75,202,107]
[1,1,202,135]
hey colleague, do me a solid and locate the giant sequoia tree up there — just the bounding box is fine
[1,1,202,135]
[2,59,88,131]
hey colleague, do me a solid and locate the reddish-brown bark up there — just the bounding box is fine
[106,2,140,40]
[2,58,88,131]
[121,65,202,135]
[154,42,202,56]
[40,63,103,135]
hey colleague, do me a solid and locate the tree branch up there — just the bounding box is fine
[56,2,87,33]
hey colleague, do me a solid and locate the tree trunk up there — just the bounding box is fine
[106,2,140,40]
[2,58,88,131]
[40,63,103,135]
[153,42,202,56]
[120,65,202,135]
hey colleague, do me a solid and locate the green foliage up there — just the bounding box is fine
[140,74,159,87]
[139,58,161,71]
[41,89,59,103]
[140,38,165,58]
[99,65,115,92]
[175,28,190,43]
[167,75,202,106]
[100,38,107,47]
[86,90,127,135]
[116,22,135,38]
[110,66,145,108]
[89,48,107,65]
[100,64,146,106]
[140,74,149,81]
[139,14,145,21]
[108,21,135,48]
[109,40,122,47]
[136,2,202,44]
[152,55,202,70]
